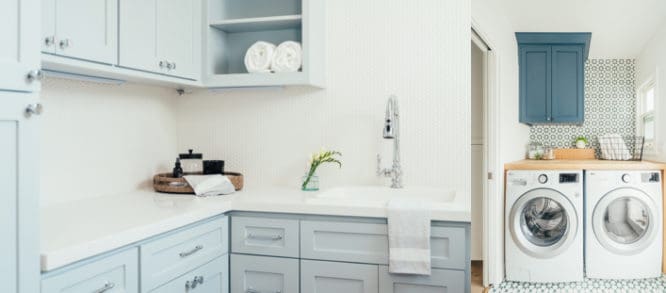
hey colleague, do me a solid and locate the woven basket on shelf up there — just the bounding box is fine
[153,172,244,194]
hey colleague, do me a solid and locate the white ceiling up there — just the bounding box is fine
[496,0,666,58]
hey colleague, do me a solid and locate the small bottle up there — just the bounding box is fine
[172,158,183,178]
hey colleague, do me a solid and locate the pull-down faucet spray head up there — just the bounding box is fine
[383,95,398,139]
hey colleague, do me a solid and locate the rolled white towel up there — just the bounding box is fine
[244,41,276,73]
[271,41,302,73]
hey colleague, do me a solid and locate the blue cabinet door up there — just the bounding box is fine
[519,45,551,124]
[551,45,584,123]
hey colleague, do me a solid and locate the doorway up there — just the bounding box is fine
[471,27,495,292]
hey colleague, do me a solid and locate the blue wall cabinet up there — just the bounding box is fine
[517,33,590,125]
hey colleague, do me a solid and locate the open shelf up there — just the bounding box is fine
[210,15,302,33]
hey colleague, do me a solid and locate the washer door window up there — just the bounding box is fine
[510,188,578,258]
[593,188,658,255]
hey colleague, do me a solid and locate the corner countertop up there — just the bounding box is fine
[41,187,469,272]
[504,159,666,170]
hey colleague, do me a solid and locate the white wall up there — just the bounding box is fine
[176,0,471,207]
[39,78,178,206]
[472,0,530,285]
[637,21,666,161]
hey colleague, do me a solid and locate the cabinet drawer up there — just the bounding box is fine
[230,254,299,293]
[301,220,467,269]
[42,248,138,293]
[231,216,299,258]
[301,260,378,293]
[301,220,388,264]
[141,216,229,291]
[431,226,467,270]
[148,255,228,293]
[379,266,465,293]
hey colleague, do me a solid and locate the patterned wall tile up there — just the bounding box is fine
[529,59,636,149]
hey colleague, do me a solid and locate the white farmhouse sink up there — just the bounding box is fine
[307,186,458,206]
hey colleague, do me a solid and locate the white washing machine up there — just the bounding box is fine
[585,170,663,279]
[505,170,584,282]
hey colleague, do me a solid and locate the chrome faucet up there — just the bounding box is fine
[377,95,403,188]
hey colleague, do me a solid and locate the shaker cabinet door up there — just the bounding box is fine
[0,0,41,92]
[551,45,584,123]
[52,0,118,64]
[301,260,378,293]
[119,0,201,80]
[0,93,40,293]
[519,45,551,124]
[379,266,466,293]
[231,254,299,293]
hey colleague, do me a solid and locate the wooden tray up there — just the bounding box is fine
[153,172,244,194]
[553,148,596,160]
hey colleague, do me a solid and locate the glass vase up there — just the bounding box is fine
[301,174,319,191]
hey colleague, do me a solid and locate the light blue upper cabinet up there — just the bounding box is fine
[517,33,591,125]
[42,0,118,65]
[119,0,202,80]
[0,0,41,92]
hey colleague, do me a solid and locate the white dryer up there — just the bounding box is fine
[585,170,663,279]
[505,170,584,282]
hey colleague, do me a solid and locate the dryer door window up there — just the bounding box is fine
[593,188,658,254]
[509,188,578,258]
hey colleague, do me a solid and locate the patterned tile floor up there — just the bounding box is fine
[491,276,666,293]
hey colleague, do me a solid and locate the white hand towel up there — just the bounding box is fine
[599,134,631,160]
[271,41,302,73]
[244,41,276,73]
[183,175,236,197]
[387,199,431,275]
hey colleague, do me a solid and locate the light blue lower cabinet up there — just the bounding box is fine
[300,260,378,293]
[41,248,139,293]
[148,255,229,293]
[230,254,299,293]
[378,266,466,293]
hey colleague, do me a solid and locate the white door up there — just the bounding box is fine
[54,0,118,64]
[0,0,41,92]
[509,188,578,258]
[592,188,659,254]
[0,93,40,293]
[301,260,378,293]
[119,0,160,73]
[156,0,201,79]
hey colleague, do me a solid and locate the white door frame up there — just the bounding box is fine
[471,22,502,287]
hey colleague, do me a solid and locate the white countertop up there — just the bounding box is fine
[41,187,470,272]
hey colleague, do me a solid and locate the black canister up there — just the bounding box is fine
[203,160,225,175]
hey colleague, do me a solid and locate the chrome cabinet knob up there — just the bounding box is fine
[25,103,43,118]
[26,70,43,82]
[165,61,174,70]
[159,60,166,69]
[44,36,55,47]
[59,38,71,49]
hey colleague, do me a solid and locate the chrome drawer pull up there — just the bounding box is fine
[247,234,283,241]
[93,281,115,293]
[179,245,203,258]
